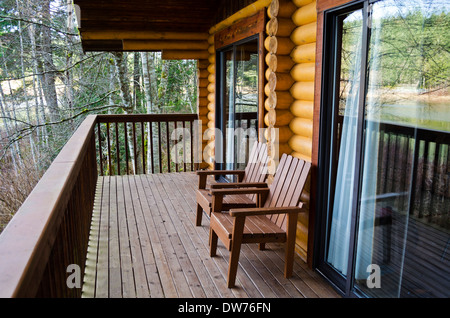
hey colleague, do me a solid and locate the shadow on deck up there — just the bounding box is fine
[82,172,340,298]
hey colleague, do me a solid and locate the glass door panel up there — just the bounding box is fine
[234,40,258,170]
[353,0,450,298]
[325,9,364,277]
[219,37,259,180]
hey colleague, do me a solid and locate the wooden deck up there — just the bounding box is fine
[82,172,340,298]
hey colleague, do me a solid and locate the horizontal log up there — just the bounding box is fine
[207,120,215,129]
[198,106,209,116]
[290,100,314,118]
[265,109,294,127]
[264,125,294,143]
[291,62,315,81]
[207,102,215,112]
[289,117,313,138]
[207,92,215,103]
[122,40,208,51]
[290,81,315,101]
[271,18,296,37]
[161,50,209,60]
[267,70,294,91]
[265,53,278,72]
[288,135,312,157]
[199,88,209,98]
[198,68,209,78]
[209,0,271,34]
[292,1,317,26]
[198,115,208,126]
[198,59,209,68]
[81,30,209,41]
[199,78,209,87]
[268,0,298,18]
[207,63,215,74]
[207,83,215,94]
[208,73,215,83]
[292,151,312,163]
[265,36,278,54]
[291,22,317,45]
[207,111,215,122]
[266,36,295,55]
[268,90,295,109]
[208,45,215,54]
[274,55,295,73]
[198,97,209,107]
[293,0,315,6]
[291,43,316,63]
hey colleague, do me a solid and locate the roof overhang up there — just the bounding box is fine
[73,0,220,52]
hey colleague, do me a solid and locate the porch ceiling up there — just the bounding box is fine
[73,0,221,52]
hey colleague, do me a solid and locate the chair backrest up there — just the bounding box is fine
[263,154,311,230]
[241,141,269,201]
[242,141,269,184]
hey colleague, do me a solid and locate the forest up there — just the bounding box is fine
[0,0,198,232]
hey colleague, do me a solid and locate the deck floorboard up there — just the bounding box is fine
[82,172,340,298]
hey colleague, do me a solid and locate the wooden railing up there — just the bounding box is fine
[0,115,98,297]
[0,113,199,297]
[95,114,199,175]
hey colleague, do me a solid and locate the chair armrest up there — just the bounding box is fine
[210,188,270,196]
[229,204,304,217]
[210,182,268,189]
[196,170,246,176]
[197,170,246,189]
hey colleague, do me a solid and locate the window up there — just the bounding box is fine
[316,0,449,297]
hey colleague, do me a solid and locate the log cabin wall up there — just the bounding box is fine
[264,0,317,262]
[204,0,313,262]
[289,0,317,262]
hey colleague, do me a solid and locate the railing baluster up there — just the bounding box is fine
[141,122,146,174]
[158,121,162,173]
[97,122,104,176]
[182,121,187,172]
[124,122,130,174]
[190,120,194,171]
[150,121,155,174]
[174,121,178,172]
[166,121,171,173]
[132,122,138,174]
[106,122,112,175]
[115,122,120,175]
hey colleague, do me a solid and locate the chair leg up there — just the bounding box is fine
[196,204,203,226]
[258,243,265,250]
[210,228,218,256]
[227,216,245,288]
[284,212,298,278]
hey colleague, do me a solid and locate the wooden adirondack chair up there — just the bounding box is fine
[195,141,269,226]
[208,154,311,288]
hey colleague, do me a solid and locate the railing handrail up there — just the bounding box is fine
[96,113,198,123]
[0,115,98,297]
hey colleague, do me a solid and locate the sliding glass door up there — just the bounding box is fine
[217,36,259,179]
[317,0,449,297]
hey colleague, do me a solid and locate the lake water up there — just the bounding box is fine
[371,102,450,133]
